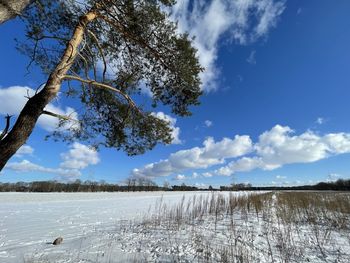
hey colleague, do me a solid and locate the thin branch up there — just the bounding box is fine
[98,15,171,71]
[63,75,142,115]
[84,41,97,80]
[36,35,70,42]
[42,110,79,123]
[0,115,12,141]
[26,38,39,74]
[87,29,107,82]
[77,51,90,79]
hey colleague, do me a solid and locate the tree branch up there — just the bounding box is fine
[63,74,142,115]
[87,29,107,82]
[0,115,12,141]
[98,15,171,71]
[42,110,78,123]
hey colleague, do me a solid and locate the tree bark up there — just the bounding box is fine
[0,0,31,24]
[0,11,97,171]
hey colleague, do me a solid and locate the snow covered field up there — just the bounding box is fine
[0,191,349,263]
[0,191,225,262]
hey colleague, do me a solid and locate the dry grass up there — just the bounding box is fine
[135,191,350,262]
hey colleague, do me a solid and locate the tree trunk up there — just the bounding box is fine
[0,11,97,171]
[0,0,31,24]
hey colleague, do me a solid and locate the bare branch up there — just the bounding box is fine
[42,110,78,123]
[63,74,142,115]
[26,37,39,74]
[0,115,12,141]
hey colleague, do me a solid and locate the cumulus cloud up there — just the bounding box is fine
[60,142,100,170]
[170,0,286,91]
[215,157,271,176]
[132,134,253,177]
[152,112,182,144]
[6,160,81,177]
[215,125,350,176]
[133,124,350,178]
[15,145,34,157]
[0,86,78,132]
[5,142,99,180]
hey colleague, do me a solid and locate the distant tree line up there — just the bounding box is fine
[0,179,163,192]
[220,183,252,191]
[0,179,204,192]
[0,178,349,192]
[220,179,350,191]
[171,183,199,191]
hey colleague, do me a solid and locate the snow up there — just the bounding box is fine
[0,191,217,262]
[0,191,349,262]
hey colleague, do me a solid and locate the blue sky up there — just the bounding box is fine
[1,0,350,187]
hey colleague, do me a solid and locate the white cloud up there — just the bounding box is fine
[255,125,329,165]
[15,145,34,157]
[254,0,286,39]
[192,172,199,178]
[316,117,324,125]
[6,160,81,177]
[60,142,100,170]
[5,142,99,180]
[247,50,257,64]
[134,124,350,179]
[0,86,78,132]
[215,157,270,176]
[214,125,350,176]
[202,172,213,178]
[152,112,182,144]
[174,174,186,181]
[204,120,213,127]
[132,134,253,177]
[170,0,286,91]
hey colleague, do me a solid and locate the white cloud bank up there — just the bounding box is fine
[133,125,350,178]
[0,86,78,132]
[216,125,350,176]
[6,160,82,178]
[132,134,253,177]
[5,142,99,179]
[170,0,286,91]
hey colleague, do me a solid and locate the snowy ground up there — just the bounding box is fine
[0,191,349,263]
[0,191,223,262]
